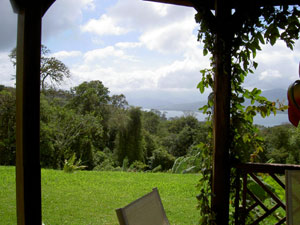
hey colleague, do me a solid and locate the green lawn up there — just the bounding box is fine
[0,166,199,225]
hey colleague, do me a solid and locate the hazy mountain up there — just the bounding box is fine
[155,101,206,111]
[260,88,287,102]
[126,89,208,109]
[135,88,288,112]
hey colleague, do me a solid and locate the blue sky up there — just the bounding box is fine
[0,0,300,107]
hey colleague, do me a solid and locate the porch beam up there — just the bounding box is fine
[15,4,42,224]
[144,0,300,9]
[10,0,56,16]
[211,0,232,224]
[11,1,56,224]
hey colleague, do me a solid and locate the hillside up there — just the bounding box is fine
[153,88,287,112]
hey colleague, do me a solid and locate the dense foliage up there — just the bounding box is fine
[0,82,212,172]
[1,82,299,171]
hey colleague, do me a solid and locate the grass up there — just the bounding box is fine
[0,166,199,225]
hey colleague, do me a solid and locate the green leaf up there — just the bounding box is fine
[257,32,265,44]
[197,82,205,93]
[253,61,258,69]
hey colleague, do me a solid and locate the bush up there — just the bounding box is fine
[152,165,162,172]
[129,161,148,172]
[93,158,116,171]
[63,154,87,173]
[149,148,175,171]
[172,153,201,174]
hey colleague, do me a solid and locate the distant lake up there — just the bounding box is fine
[144,109,290,127]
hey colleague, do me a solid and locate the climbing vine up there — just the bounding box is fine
[195,5,300,224]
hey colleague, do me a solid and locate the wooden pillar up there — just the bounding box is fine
[15,3,42,225]
[211,0,232,224]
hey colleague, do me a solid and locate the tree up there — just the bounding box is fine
[161,115,199,157]
[109,94,128,109]
[69,80,110,115]
[9,45,70,89]
[40,92,103,169]
[115,107,145,165]
[0,87,16,165]
[142,110,162,135]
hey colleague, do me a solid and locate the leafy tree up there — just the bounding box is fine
[142,110,163,135]
[70,80,110,115]
[106,105,129,151]
[115,107,145,165]
[261,125,292,163]
[109,94,128,109]
[258,124,300,164]
[0,88,16,165]
[162,115,200,157]
[143,130,158,159]
[40,93,103,169]
[149,147,175,171]
[9,45,70,89]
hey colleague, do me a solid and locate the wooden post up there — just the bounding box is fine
[15,3,42,225]
[211,0,232,224]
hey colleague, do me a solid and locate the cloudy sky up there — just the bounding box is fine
[0,0,300,106]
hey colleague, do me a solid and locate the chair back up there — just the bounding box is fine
[286,170,300,225]
[116,188,170,225]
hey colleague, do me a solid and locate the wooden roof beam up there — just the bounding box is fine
[144,0,300,10]
[10,0,56,16]
[143,0,194,7]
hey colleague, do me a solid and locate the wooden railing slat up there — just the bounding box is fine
[269,173,285,189]
[275,217,286,225]
[233,162,300,224]
[246,189,268,212]
[249,173,286,209]
[235,162,300,174]
[249,204,280,225]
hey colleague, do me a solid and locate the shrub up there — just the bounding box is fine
[149,148,175,171]
[63,154,87,173]
[172,152,201,174]
[129,161,148,172]
[152,165,162,172]
[93,160,114,171]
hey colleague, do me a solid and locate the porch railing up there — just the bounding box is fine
[233,163,300,225]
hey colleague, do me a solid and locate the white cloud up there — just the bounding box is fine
[43,0,95,39]
[83,46,134,63]
[259,69,282,80]
[115,42,142,49]
[81,14,129,36]
[140,19,197,53]
[0,52,15,87]
[51,51,82,59]
[245,40,300,90]
[67,39,209,94]
[80,0,197,55]
[108,0,196,31]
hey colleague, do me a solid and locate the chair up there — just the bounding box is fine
[115,188,170,225]
[285,170,300,225]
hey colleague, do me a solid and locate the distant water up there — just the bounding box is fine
[145,109,290,127]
